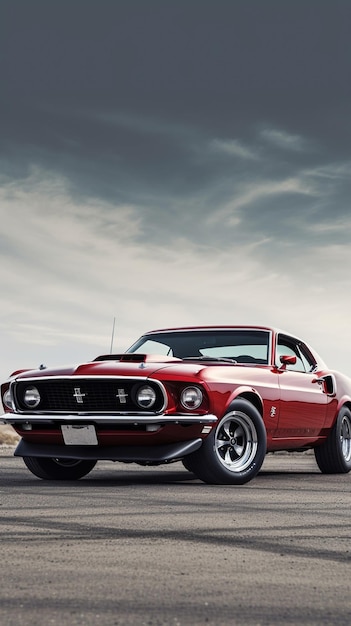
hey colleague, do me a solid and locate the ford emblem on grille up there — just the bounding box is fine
[73,387,86,404]
[116,388,128,403]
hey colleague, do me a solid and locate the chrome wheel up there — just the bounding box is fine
[181,398,266,484]
[214,410,259,473]
[340,414,351,462]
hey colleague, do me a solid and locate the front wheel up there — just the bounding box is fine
[314,406,351,474]
[182,399,267,484]
[23,456,97,480]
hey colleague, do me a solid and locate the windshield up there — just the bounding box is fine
[127,329,270,364]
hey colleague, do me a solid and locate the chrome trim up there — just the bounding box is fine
[11,375,166,381]
[0,412,217,425]
[268,330,273,366]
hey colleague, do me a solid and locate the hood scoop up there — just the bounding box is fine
[93,353,181,363]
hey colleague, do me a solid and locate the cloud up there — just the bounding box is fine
[306,162,351,181]
[1,166,351,382]
[209,138,258,160]
[206,176,318,226]
[260,128,310,152]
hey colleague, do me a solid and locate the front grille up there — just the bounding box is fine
[13,378,166,413]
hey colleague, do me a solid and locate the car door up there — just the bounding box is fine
[274,334,327,439]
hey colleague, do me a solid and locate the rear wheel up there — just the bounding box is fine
[314,406,351,474]
[182,398,266,484]
[23,456,97,480]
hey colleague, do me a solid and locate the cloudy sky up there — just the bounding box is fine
[1,0,351,381]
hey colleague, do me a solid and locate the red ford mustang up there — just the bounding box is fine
[1,326,351,484]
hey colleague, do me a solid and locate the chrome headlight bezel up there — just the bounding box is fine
[136,385,157,409]
[23,386,41,408]
[180,386,203,410]
[2,388,14,410]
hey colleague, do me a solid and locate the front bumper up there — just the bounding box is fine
[1,412,217,425]
[14,437,203,463]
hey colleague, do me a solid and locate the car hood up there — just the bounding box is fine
[10,354,207,380]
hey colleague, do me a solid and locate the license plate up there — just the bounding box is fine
[61,425,98,445]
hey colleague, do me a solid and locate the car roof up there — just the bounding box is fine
[143,325,275,334]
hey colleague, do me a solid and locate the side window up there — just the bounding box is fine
[276,337,306,372]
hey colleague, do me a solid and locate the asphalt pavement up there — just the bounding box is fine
[0,449,350,626]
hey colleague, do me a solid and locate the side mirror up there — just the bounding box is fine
[279,354,297,369]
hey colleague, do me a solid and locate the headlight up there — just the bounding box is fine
[23,386,41,408]
[3,389,13,410]
[181,386,203,410]
[136,385,156,408]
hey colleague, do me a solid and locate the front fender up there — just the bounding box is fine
[223,385,264,418]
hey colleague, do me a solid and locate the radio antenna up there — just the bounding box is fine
[109,317,116,354]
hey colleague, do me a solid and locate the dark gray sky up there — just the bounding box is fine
[1,0,351,377]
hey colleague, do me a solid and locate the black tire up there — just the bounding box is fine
[182,398,267,485]
[314,406,351,474]
[23,456,97,480]
[181,455,194,473]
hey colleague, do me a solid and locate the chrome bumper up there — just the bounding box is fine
[0,412,217,425]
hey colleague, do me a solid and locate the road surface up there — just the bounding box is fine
[0,449,350,625]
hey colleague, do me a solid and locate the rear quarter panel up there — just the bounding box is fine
[324,370,351,428]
